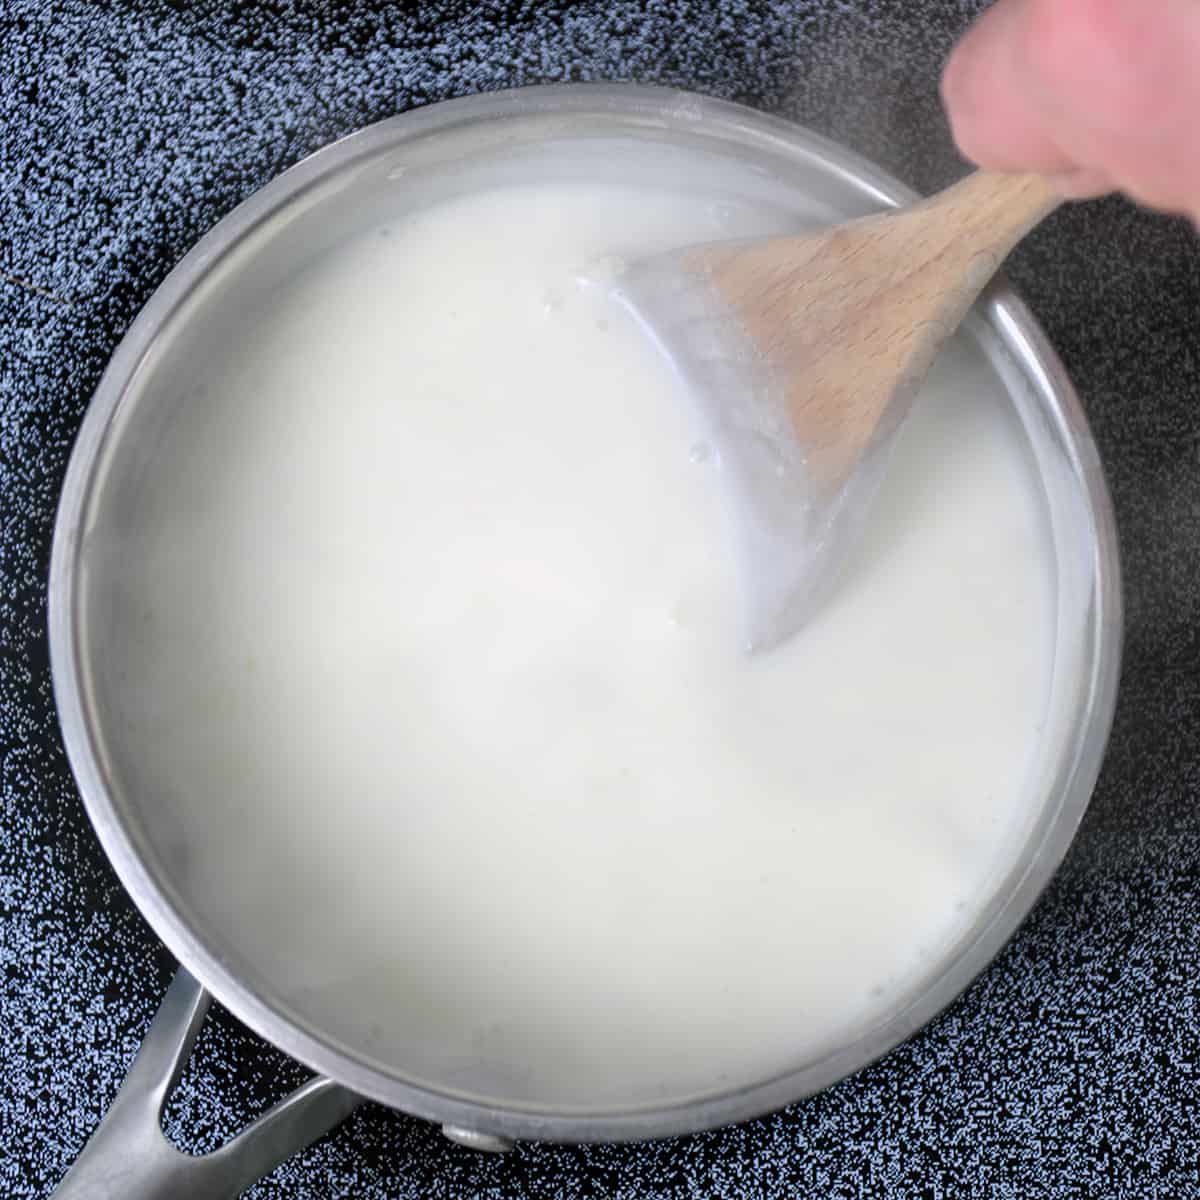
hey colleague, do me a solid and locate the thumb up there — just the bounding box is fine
[942,0,1200,218]
[942,0,1079,179]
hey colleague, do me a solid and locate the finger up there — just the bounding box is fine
[943,0,1200,218]
[941,0,1076,176]
[1019,0,1200,217]
[1044,167,1117,200]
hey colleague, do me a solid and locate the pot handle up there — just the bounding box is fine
[52,967,363,1200]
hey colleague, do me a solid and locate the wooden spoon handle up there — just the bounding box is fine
[920,169,1062,247]
[773,171,1062,483]
[909,169,1062,283]
[861,170,1063,345]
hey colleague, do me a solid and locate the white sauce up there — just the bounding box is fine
[107,154,1054,1107]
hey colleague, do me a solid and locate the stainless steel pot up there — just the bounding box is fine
[48,84,1122,1197]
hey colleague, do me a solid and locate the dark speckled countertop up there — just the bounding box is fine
[3,2,1199,1197]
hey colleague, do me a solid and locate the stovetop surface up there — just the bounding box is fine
[3,2,1198,1196]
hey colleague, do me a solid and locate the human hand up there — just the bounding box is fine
[941,0,1200,221]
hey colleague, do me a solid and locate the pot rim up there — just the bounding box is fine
[48,82,1123,1143]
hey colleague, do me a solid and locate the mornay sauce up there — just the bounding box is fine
[107,148,1055,1107]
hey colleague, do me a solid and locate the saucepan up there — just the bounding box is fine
[47,84,1121,1198]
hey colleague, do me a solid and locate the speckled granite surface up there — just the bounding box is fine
[3,1,1199,1196]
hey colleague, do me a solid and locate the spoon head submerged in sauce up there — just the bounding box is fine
[616,170,1060,650]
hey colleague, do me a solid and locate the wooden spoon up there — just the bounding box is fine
[617,169,1062,651]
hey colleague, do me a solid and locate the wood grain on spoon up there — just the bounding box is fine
[682,170,1062,489]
